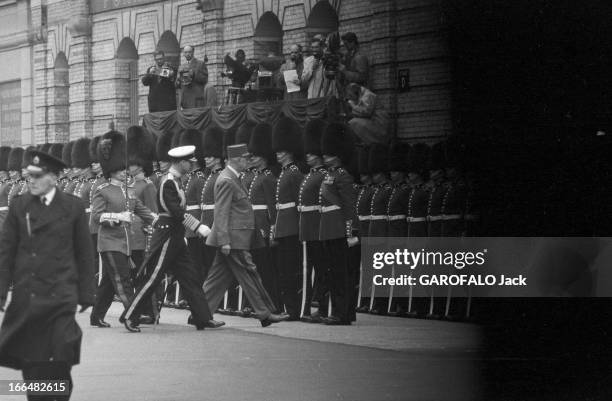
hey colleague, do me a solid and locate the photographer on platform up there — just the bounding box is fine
[339,32,370,88]
[302,37,338,99]
[142,50,177,112]
[175,45,209,109]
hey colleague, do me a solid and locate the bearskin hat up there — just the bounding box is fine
[40,143,52,154]
[22,146,36,169]
[222,128,235,160]
[71,137,92,169]
[0,146,11,171]
[202,126,224,159]
[429,141,446,172]
[89,136,101,164]
[272,116,303,156]
[303,119,326,157]
[49,143,63,161]
[8,147,24,171]
[178,128,204,166]
[357,145,370,175]
[408,143,431,176]
[235,122,255,145]
[249,123,274,163]
[321,122,355,166]
[368,143,389,174]
[389,143,411,172]
[62,141,75,167]
[156,130,174,162]
[127,126,156,176]
[98,131,126,178]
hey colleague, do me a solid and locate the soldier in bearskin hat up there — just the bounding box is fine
[61,141,78,194]
[354,145,375,313]
[272,116,304,321]
[319,122,358,325]
[88,136,107,276]
[406,143,430,237]
[246,123,280,315]
[298,119,329,323]
[0,146,12,227]
[153,130,174,190]
[70,138,95,222]
[127,126,160,323]
[387,144,411,237]
[6,147,24,208]
[89,131,157,328]
[366,143,393,315]
[427,141,447,237]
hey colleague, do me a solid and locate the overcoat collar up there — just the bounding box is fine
[23,189,71,231]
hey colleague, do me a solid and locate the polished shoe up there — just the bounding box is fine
[300,315,314,323]
[322,316,351,326]
[309,311,325,323]
[90,319,111,328]
[356,305,370,313]
[260,313,289,327]
[187,314,194,325]
[217,308,235,316]
[203,320,225,329]
[124,318,141,333]
[139,315,155,325]
[237,307,254,317]
[176,300,189,309]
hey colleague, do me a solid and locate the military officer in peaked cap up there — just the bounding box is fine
[272,117,305,321]
[298,119,330,322]
[121,144,224,332]
[89,131,157,328]
[0,150,95,400]
[246,123,280,314]
[319,122,358,325]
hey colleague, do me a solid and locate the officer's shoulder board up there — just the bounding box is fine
[96,182,110,191]
[289,164,300,173]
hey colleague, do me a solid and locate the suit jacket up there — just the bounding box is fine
[206,167,256,250]
[176,57,208,109]
[0,189,95,369]
[142,63,177,112]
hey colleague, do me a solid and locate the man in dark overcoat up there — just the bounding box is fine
[0,150,95,400]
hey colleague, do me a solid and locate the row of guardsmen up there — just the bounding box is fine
[0,118,478,325]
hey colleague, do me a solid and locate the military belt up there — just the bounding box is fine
[321,205,341,213]
[298,205,320,212]
[252,204,268,210]
[370,215,387,221]
[186,205,201,211]
[442,214,462,220]
[387,214,406,221]
[84,208,91,213]
[0,206,9,211]
[200,204,215,210]
[276,202,296,210]
[427,215,443,222]
[358,215,371,221]
[407,217,427,223]
[464,214,478,221]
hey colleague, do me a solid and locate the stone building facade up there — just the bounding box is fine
[0,0,452,145]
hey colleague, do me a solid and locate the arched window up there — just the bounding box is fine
[157,31,180,69]
[53,52,69,142]
[116,38,139,128]
[254,12,283,60]
[307,1,339,37]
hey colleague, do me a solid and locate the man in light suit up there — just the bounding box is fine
[204,144,287,327]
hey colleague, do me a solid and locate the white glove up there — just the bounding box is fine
[116,211,132,223]
[347,236,359,248]
[197,224,211,238]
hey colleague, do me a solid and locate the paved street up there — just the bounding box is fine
[0,303,482,401]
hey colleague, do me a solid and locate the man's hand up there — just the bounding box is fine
[197,224,211,238]
[347,236,359,248]
[78,304,92,313]
[221,244,231,255]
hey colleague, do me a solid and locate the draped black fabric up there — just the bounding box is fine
[142,97,334,138]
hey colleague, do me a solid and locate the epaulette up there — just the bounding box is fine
[97,182,110,191]
[196,171,205,178]
[144,177,153,184]
[263,168,273,176]
[289,164,300,172]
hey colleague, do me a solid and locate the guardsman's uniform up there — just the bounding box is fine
[90,131,156,327]
[407,182,429,236]
[440,177,466,237]
[319,122,357,325]
[0,146,11,227]
[387,144,411,237]
[427,142,446,237]
[272,118,304,320]
[298,164,327,320]
[61,141,77,194]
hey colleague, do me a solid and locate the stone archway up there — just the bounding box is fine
[116,38,139,130]
[307,0,339,37]
[157,30,181,69]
